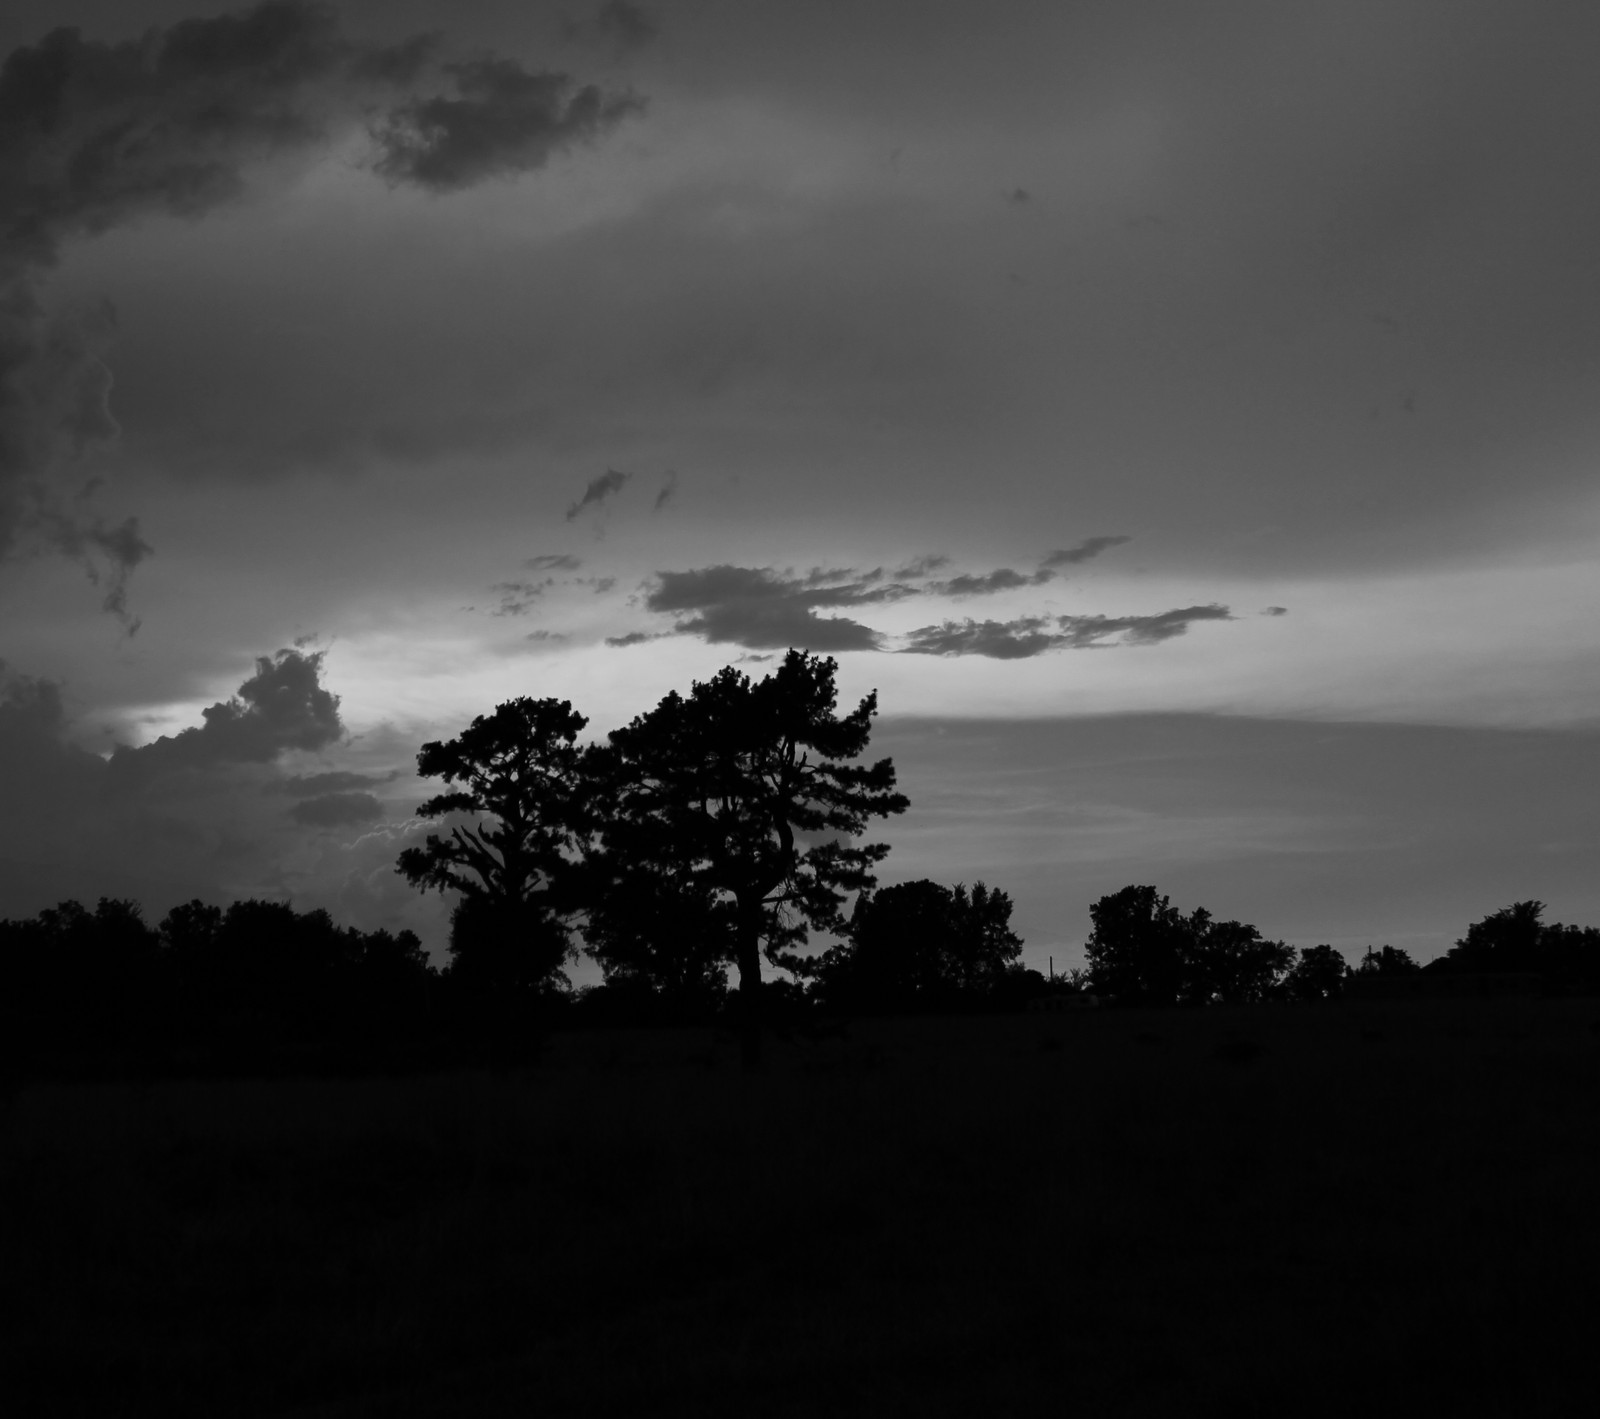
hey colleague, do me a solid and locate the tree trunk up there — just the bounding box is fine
[735,898,765,1074]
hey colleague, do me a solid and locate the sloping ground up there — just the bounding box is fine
[3,1001,1597,1418]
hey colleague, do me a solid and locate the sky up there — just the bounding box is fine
[3,0,1599,977]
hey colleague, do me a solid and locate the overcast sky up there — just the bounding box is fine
[3,0,1598,971]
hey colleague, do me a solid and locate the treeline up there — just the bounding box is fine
[5,883,1595,1084]
[6,647,1597,1081]
[1075,886,1600,1006]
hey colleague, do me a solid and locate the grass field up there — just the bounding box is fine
[4,1000,1598,1417]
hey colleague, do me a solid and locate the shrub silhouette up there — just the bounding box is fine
[812,878,1024,1014]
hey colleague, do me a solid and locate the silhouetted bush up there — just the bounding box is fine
[1084,885,1294,1006]
[809,879,1025,1015]
[1426,901,1600,995]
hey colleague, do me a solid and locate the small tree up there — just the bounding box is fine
[596,650,908,1069]
[1356,944,1419,977]
[1084,885,1190,1006]
[816,878,1023,1013]
[397,697,591,994]
[1182,916,1295,1005]
[1282,944,1350,1001]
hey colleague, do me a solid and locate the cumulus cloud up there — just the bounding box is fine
[901,604,1233,658]
[565,467,631,521]
[0,1,641,616]
[1040,536,1132,568]
[106,647,342,788]
[0,646,432,929]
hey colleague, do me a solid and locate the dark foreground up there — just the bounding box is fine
[4,1000,1598,1418]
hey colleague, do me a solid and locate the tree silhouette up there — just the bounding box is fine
[1282,943,1350,1001]
[580,854,734,1016]
[1356,944,1419,976]
[596,650,907,1069]
[1429,901,1600,994]
[396,698,590,993]
[1181,915,1295,1005]
[1084,885,1190,1006]
[1085,885,1293,1005]
[815,878,1023,1013]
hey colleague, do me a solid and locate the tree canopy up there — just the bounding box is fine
[1084,884,1294,1006]
[594,649,908,1066]
[814,878,1023,1013]
[396,697,591,991]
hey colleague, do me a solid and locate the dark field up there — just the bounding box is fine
[4,1001,1599,1417]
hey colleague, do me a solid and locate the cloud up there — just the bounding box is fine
[1263,606,1289,616]
[901,604,1233,658]
[639,564,919,651]
[0,1,640,615]
[605,630,666,647]
[107,647,342,788]
[491,578,553,615]
[0,647,440,936]
[596,2,659,54]
[1040,536,1132,568]
[653,469,678,512]
[525,553,581,571]
[273,769,397,797]
[369,56,643,193]
[926,567,1050,597]
[289,791,383,827]
[892,554,950,578]
[565,467,631,521]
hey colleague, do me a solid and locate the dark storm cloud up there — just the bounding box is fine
[289,790,382,826]
[0,0,639,611]
[902,604,1233,658]
[0,647,434,927]
[639,564,912,652]
[565,467,631,521]
[107,647,342,787]
[273,769,396,797]
[1041,537,1132,569]
[369,55,642,192]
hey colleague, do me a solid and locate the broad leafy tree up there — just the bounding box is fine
[1084,885,1191,1006]
[1181,915,1295,1005]
[815,878,1023,1013]
[1355,944,1419,977]
[1085,884,1294,1006]
[397,697,591,993]
[594,650,908,1068]
[1282,943,1350,1001]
